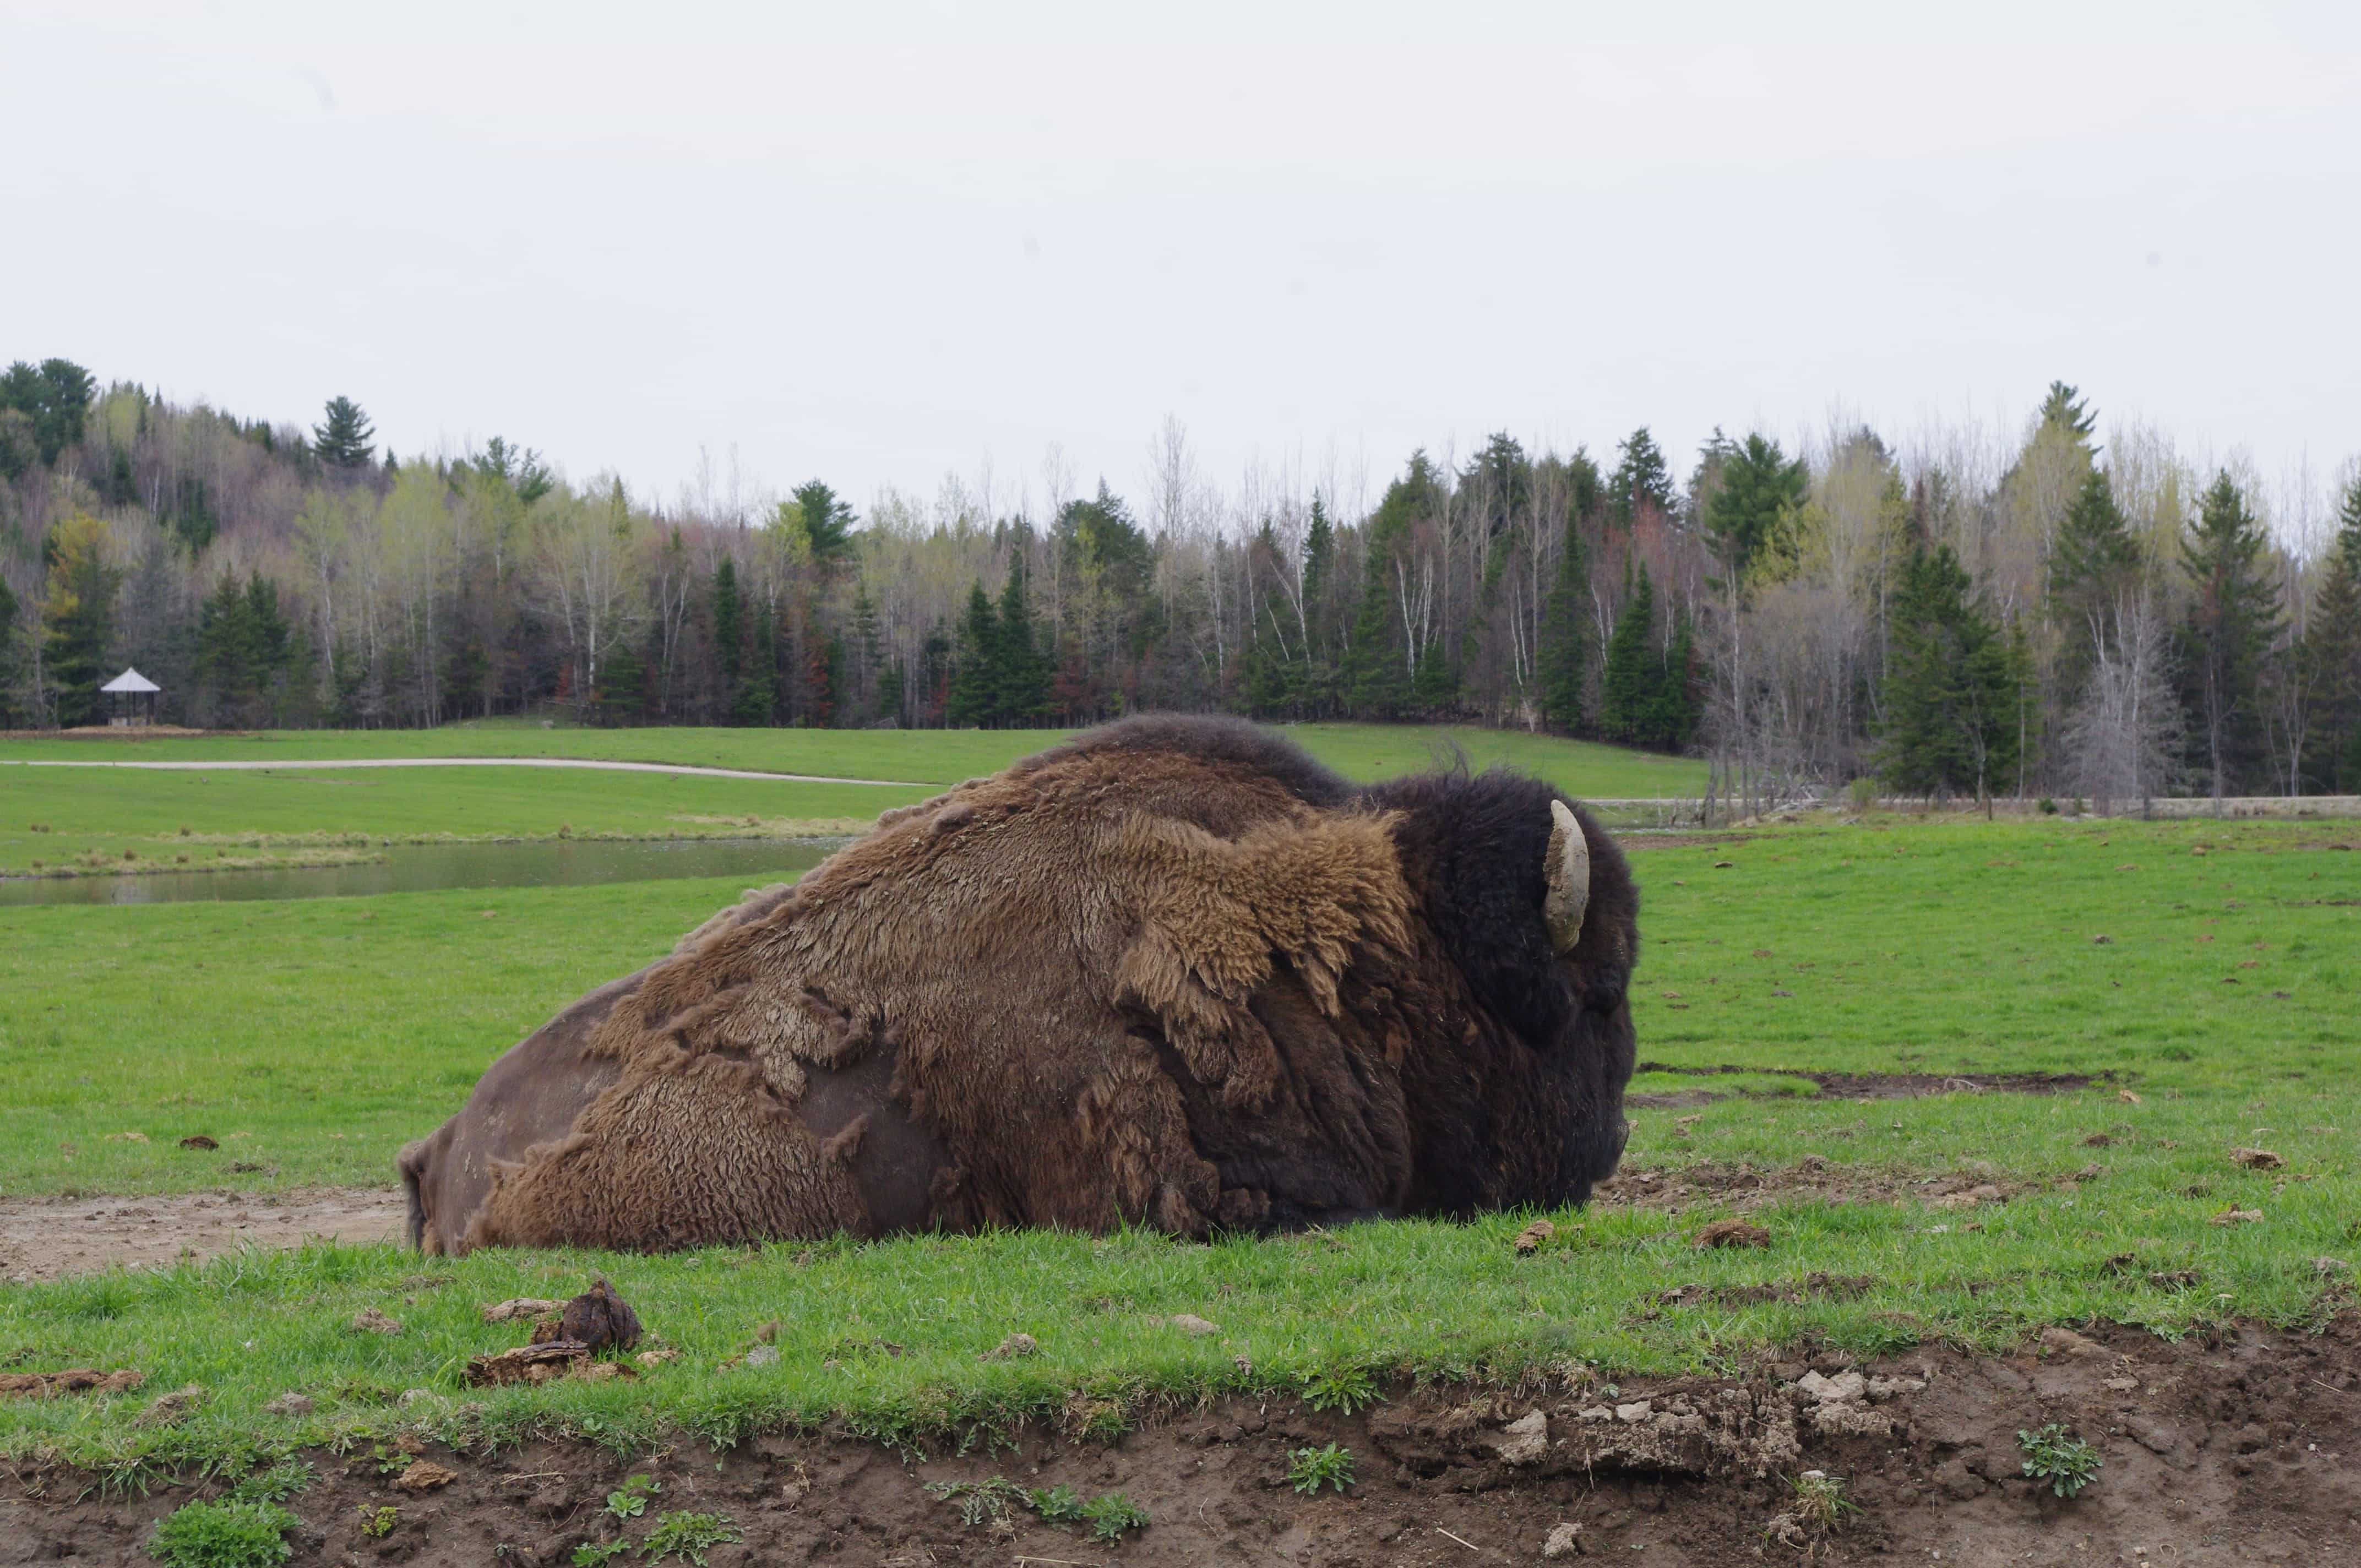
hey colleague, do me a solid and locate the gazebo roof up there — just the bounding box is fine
[101,667,161,694]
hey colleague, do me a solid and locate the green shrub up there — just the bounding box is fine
[147,1499,297,1568]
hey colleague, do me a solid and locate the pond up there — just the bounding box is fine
[0,837,842,907]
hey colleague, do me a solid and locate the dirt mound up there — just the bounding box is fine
[8,1318,2354,1565]
[0,1188,404,1283]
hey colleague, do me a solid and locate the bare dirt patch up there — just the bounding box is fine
[6,1317,2354,1566]
[0,1188,405,1283]
[1593,1157,2042,1215]
[1628,1063,2097,1109]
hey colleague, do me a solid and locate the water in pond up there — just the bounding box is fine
[0,837,841,907]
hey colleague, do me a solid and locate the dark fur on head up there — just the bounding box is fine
[1363,765,1639,1213]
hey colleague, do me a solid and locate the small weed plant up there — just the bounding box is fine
[636,1510,741,1564]
[1301,1365,1379,1414]
[928,1477,1146,1539]
[146,1498,297,1568]
[357,1506,398,1539]
[2019,1424,2102,1498]
[605,1474,659,1520]
[569,1543,628,1566]
[1080,1493,1150,1542]
[1025,1483,1087,1523]
[227,1461,312,1506]
[1288,1443,1356,1495]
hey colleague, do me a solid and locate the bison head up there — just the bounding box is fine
[401,716,1639,1253]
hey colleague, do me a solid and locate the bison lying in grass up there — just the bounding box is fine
[400,716,1639,1253]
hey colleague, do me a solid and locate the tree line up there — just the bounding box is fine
[2,362,2355,803]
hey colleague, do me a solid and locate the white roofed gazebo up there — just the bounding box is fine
[100,667,161,727]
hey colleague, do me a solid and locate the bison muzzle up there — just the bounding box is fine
[399,716,1639,1253]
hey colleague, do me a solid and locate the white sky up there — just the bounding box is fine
[6,1,2358,520]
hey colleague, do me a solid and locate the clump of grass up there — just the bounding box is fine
[1788,1468,1857,1530]
[637,1510,741,1564]
[227,1460,312,1504]
[146,1498,296,1567]
[923,1477,1025,1527]
[1301,1365,1379,1414]
[1287,1442,1356,1494]
[2019,1424,2102,1498]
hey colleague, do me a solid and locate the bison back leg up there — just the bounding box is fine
[465,1046,875,1252]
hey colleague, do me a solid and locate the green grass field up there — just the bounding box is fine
[0,766,926,879]
[0,717,1709,797]
[2,789,2353,1469]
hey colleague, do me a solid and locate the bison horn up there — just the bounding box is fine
[1544,799,1590,954]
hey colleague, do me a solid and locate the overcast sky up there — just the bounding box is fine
[7,2,2358,521]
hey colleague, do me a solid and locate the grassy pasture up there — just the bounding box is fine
[0,761,2354,1468]
[0,765,927,879]
[0,717,1711,798]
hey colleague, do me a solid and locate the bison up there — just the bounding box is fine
[399,715,1639,1253]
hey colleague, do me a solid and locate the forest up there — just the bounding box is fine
[2,357,2357,805]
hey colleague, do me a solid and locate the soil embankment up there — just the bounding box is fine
[4,1317,2354,1565]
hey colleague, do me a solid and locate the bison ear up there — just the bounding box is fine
[1544,799,1590,955]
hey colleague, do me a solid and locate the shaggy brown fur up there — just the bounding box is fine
[400,715,1640,1253]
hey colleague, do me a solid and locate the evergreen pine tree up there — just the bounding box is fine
[993,563,1049,724]
[595,636,647,726]
[734,599,776,726]
[1649,613,1700,749]
[1877,545,2022,801]
[788,480,858,567]
[1536,516,1589,733]
[946,580,999,726]
[1344,579,1410,717]
[875,661,906,727]
[710,558,744,722]
[0,358,95,470]
[311,396,376,468]
[2038,380,2098,443]
[1298,494,1337,712]
[40,514,120,727]
[1609,427,1675,525]
[848,582,882,720]
[1410,635,1458,714]
[2299,476,2361,791]
[1702,433,1808,577]
[2047,467,2142,696]
[2177,471,2281,799]
[1600,565,1659,744]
